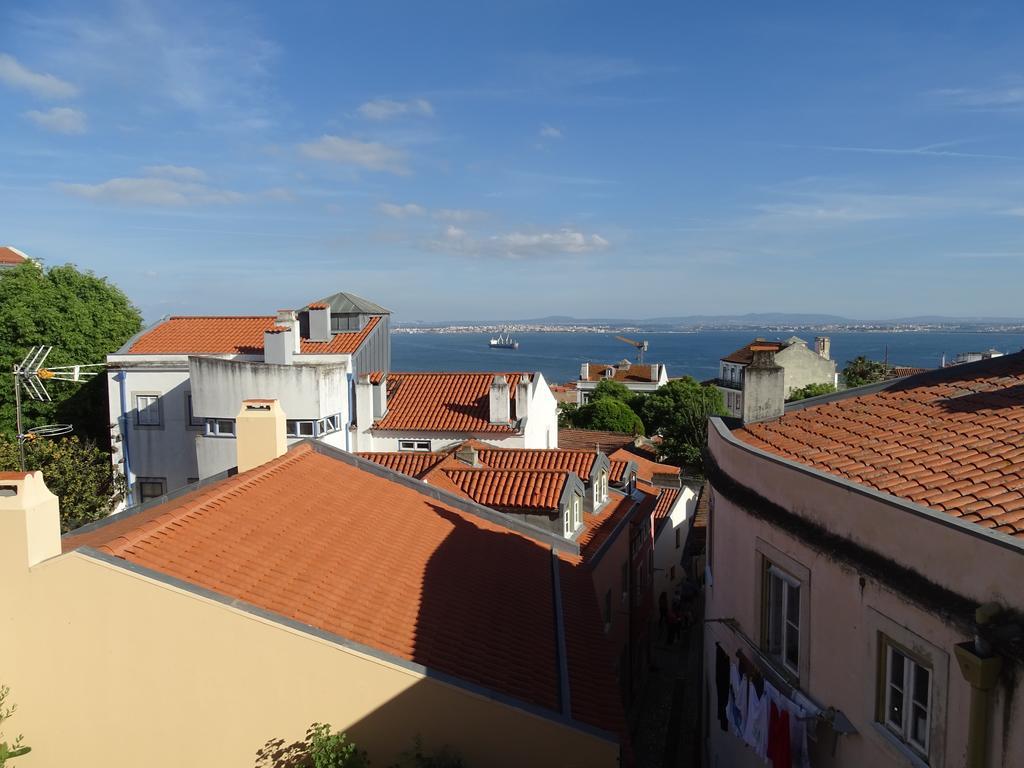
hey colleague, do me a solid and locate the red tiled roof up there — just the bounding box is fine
[0,246,27,265]
[609,460,631,484]
[577,491,639,561]
[356,451,447,479]
[476,448,599,478]
[558,429,636,453]
[375,372,532,434]
[63,444,622,733]
[653,487,681,522]
[126,315,379,355]
[582,362,660,383]
[608,447,680,485]
[736,353,1024,539]
[440,468,570,512]
[722,339,783,365]
[889,366,929,378]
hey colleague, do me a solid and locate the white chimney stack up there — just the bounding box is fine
[516,377,530,421]
[308,303,331,343]
[580,362,589,380]
[489,375,511,425]
[263,326,294,365]
[0,471,61,569]
[815,336,831,360]
[371,375,388,419]
[236,400,287,473]
[277,309,301,353]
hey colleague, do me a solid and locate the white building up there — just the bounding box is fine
[575,360,669,404]
[107,291,558,505]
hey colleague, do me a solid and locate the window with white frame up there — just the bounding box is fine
[135,394,162,427]
[600,470,608,502]
[205,418,235,437]
[572,495,581,529]
[563,507,573,537]
[881,639,932,760]
[287,420,316,438]
[399,439,431,452]
[137,477,166,502]
[765,564,801,675]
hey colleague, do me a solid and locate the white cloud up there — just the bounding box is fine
[22,106,86,134]
[433,208,485,222]
[378,202,425,218]
[142,165,206,181]
[0,52,78,99]
[429,225,610,259]
[57,175,243,207]
[357,98,434,120]
[931,83,1024,109]
[539,124,562,139]
[298,135,410,175]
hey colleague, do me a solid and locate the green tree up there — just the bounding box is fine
[573,398,645,434]
[589,379,632,402]
[786,382,837,402]
[0,434,124,532]
[0,261,142,446]
[842,356,890,388]
[641,377,726,469]
[557,401,579,428]
[0,685,30,766]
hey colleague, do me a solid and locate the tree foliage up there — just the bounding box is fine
[0,261,142,446]
[557,401,579,428]
[0,434,123,532]
[589,379,632,402]
[572,397,645,435]
[786,382,837,402]
[0,685,30,766]
[641,377,726,469]
[842,356,890,388]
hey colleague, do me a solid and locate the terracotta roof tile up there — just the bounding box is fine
[608,447,680,485]
[440,468,570,512]
[558,428,636,453]
[721,339,783,365]
[126,315,380,355]
[653,487,681,521]
[375,372,532,434]
[576,491,640,561]
[476,447,599,477]
[0,246,27,265]
[736,353,1024,539]
[582,362,662,383]
[356,451,448,479]
[63,444,622,733]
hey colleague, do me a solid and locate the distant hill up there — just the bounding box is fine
[396,313,1024,328]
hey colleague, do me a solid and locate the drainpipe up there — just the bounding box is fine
[345,372,354,451]
[954,603,1004,768]
[116,369,135,507]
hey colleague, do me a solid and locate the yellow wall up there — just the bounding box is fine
[0,550,617,768]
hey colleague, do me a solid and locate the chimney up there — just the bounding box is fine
[236,399,287,472]
[580,362,590,381]
[355,373,374,430]
[371,375,388,419]
[815,336,831,360]
[263,326,294,365]
[0,471,61,569]
[276,309,301,353]
[489,374,511,425]
[649,363,659,381]
[455,444,479,467]
[742,345,785,425]
[308,303,331,343]
[516,377,531,421]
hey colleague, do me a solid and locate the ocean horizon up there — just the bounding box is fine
[391,329,1024,385]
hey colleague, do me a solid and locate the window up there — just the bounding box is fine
[669,565,676,581]
[137,477,165,502]
[563,507,573,537]
[572,495,581,529]
[135,394,161,427]
[287,420,316,438]
[320,414,341,435]
[881,640,931,759]
[766,565,801,675]
[399,439,431,452]
[600,470,609,502]
[675,527,681,549]
[205,418,235,437]
[185,393,203,428]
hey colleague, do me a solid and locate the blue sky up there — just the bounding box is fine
[2,1,1024,323]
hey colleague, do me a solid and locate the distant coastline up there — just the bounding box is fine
[393,322,1024,335]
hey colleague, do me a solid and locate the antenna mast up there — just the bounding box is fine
[10,346,105,470]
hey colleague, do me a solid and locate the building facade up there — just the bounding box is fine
[703,355,1024,768]
[576,360,669,404]
[714,336,837,417]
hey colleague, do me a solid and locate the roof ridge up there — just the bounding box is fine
[167,315,276,320]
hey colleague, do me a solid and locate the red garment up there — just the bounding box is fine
[767,702,791,768]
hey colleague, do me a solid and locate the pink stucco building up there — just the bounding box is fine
[704,354,1024,768]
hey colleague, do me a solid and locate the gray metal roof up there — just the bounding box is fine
[310,291,390,315]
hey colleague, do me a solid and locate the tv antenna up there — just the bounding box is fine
[11,346,105,470]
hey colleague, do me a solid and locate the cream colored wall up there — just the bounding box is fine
[704,424,1024,768]
[0,550,617,768]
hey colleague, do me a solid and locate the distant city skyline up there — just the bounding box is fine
[3,1,1024,322]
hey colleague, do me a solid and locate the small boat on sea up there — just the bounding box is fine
[489,332,519,350]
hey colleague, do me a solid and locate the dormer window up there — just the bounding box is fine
[600,471,609,502]
[573,495,581,529]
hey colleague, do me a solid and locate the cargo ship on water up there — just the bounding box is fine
[489,332,519,350]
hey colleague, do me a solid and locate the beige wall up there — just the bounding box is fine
[1,548,617,768]
[704,423,1024,768]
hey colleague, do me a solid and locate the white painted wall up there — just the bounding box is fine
[652,485,698,602]
[523,373,559,449]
